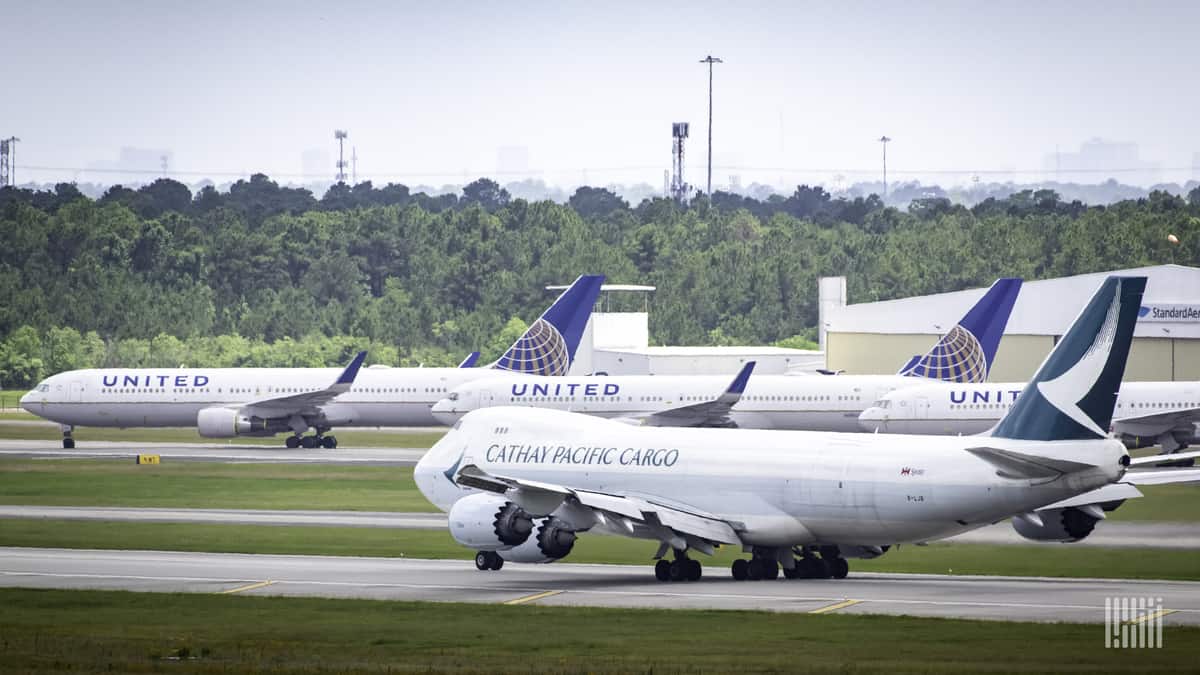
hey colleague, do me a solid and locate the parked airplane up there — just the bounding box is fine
[20,275,604,449]
[430,278,1023,431]
[415,276,1200,581]
[858,380,1200,455]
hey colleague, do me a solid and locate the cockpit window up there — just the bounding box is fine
[448,392,459,401]
[37,383,50,393]
[871,399,889,409]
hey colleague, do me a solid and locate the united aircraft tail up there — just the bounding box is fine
[896,277,1022,383]
[491,274,605,376]
[991,276,1146,442]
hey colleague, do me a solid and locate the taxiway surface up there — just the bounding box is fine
[1,547,1196,624]
[0,440,425,465]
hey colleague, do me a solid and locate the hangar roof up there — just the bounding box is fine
[826,264,1200,339]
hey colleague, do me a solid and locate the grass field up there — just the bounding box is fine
[2,458,1196,522]
[2,518,1198,581]
[1,588,1196,674]
[0,459,438,511]
[0,422,446,447]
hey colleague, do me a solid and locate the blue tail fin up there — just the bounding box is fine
[991,276,1146,441]
[896,277,1022,383]
[492,274,605,375]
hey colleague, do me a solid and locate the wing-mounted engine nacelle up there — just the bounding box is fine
[1012,507,1098,543]
[499,517,578,563]
[448,493,534,550]
[197,407,287,438]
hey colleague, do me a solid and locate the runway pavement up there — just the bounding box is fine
[0,439,426,465]
[1,546,1196,624]
[3,505,1196,548]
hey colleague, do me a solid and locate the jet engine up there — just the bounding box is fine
[1012,507,1098,543]
[499,517,578,563]
[447,493,534,550]
[197,407,285,438]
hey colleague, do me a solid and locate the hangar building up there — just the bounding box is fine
[822,264,1200,382]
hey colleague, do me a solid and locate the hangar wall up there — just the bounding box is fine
[827,333,1193,382]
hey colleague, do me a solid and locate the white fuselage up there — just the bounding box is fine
[859,381,1200,437]
[416,408,1127,547]
[20,366,510,429]
[432,373,935,432]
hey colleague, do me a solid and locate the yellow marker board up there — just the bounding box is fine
[136,454,161,465]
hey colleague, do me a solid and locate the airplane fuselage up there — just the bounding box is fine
[417,408,1127,547]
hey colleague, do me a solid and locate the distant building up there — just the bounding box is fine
[825,265,1200,382]
[84,147,174,184]
[1044,138,1161,184]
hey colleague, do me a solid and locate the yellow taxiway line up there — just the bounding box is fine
[808,599,863,614]
[222,580,277,595]
[504,590,564,606]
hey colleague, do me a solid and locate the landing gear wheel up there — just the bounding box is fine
[783,565,801,579]
[321,435,337,449]
[669,560,688,582]
[763,559,780,580]
[63,438,75,449]
[489,553,504,571]
[801,556,829,579]
[655,559,672,582]
[300,435,319,449]
[285,436,300,449]
[830,557,849,579]
[746,558,764,581]
[731,558,749,581]
[687,559,702,581]
[475,551,490,571]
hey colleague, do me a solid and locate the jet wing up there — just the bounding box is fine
[1114,407,1200,435]
[1121,467,1200,486]
[240,351,367,417]
[625,361,755,428]
[457,352,481,368]
[454,463,742,550]
[1127,450,1200,468]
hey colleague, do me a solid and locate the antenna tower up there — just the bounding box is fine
[0,137,19,187]
[351,146,358,184]
[670,122,690,202]
[334,129,349,183]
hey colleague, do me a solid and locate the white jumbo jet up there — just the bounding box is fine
[415,276,1200,582]
[431,278,1023,431]
[859,379,1200,457]
[19,275,604,449]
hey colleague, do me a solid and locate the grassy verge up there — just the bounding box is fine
[0,423,445,447]
[2,458,1197,523]
[2,518,1198,581]
[1,588,1195,674]
[0,460,437,512]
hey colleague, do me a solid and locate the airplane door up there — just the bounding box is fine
[914,397,930,419]
[69,381,83,402]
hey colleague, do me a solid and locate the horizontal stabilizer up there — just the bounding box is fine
[966,446,1097,479]
[1037,483,1144,511]
[1121,468,1200,486]
[1127,450,1200,468]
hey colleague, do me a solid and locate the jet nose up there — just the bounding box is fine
[414,426,465,511]
[857,407,887,432]
[18,389,34,412]
[430,398,464,426]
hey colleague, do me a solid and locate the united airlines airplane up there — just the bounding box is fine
[20,275,604,449]
[859,380,1200,456]
[416,277,1200,581]
[431,278,1023,431]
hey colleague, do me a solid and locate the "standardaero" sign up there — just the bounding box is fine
[1139,304,1200,322]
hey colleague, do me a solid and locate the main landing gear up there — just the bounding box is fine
[475,551,504,571]
[285,432,338,449]
[653,549,703,582]
[731,546,849,581]
[61,425,75,449]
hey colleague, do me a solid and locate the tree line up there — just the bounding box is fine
[1,176,1197,388]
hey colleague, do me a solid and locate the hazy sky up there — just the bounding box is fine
[5,1,1199,188]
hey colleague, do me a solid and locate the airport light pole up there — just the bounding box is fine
[878,135,892,200]
[699,55,723,195]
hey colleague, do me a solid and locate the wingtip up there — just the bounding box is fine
[728,361,756,395]
[337,350,368,384]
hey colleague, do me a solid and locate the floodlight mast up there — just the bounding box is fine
[699,55,723,195]
[878,135,892,199]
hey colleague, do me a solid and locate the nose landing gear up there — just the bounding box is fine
[61,425,75,449]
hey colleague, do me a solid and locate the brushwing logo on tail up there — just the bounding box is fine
[495,318,571,376]
[1035,281,1123,438]
[899,324,988,383]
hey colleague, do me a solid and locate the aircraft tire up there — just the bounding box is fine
[300,436,319,449]
[475,552,490,571]
[285,436,300,449]
[322,436,337,449]
[668,560,688,582]
[489,553,504,571]
[783,565,801,579]
[654,559,671,581]
[763,560,780,580]
[830,557,849,579]
[62,438,75,449]
[746,558,764,581]
[731,559,749,581]
[687,559,702,581]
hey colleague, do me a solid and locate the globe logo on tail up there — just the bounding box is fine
[495,319,571,376]
[899,325,989,383]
